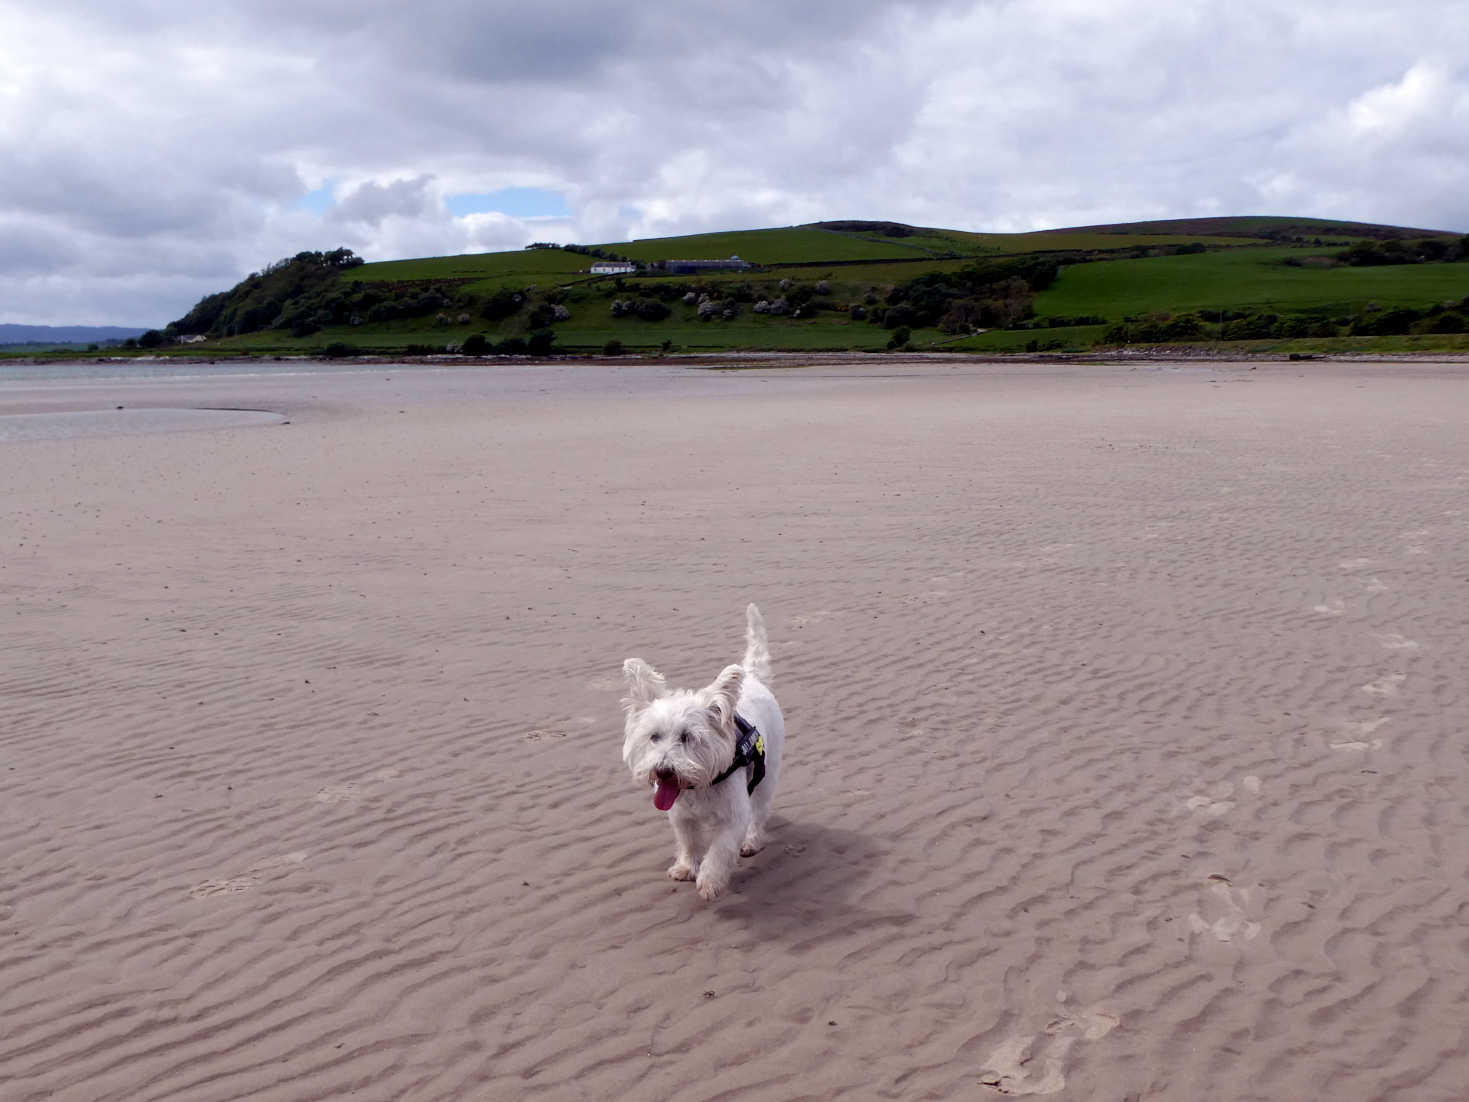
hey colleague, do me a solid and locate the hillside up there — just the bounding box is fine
[49,217,1469,359]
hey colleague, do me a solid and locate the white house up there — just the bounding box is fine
[591,261,638,275]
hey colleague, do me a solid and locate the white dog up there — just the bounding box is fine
[621,604,785,901]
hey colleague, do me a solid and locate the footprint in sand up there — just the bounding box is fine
[189,851,307,898]
[1329,716,1391,752]
[1313,597,1346,616]
[1183,795,1235,817]
[1188,879,1262,943]
[1377,632,1420,651]
[1179,776,1259,818]
[585,674,622,692]
[1338,557,1375,571]
[314,767,400,803]
[1360,673,1406,698]
[1364,576,1389,594]
[978,1004,1119,1095]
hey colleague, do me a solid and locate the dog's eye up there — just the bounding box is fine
[650,733,662,743]
[679,730,689,744]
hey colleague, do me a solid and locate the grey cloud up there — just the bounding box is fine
[3,1,1467,326]
[0,220,85,276]
[328,176,436,226]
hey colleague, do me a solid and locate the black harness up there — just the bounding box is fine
[712,714,767,794]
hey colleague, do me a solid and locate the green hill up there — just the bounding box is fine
[93,218,1469,359]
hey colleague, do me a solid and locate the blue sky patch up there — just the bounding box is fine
[294,182,335,215]
[446,186,570,219]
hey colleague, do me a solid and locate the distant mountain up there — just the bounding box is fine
[0,324,149,345]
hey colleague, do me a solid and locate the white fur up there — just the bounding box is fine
[621,604,785,901]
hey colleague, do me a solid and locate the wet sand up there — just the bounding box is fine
[3,357,1468,1100]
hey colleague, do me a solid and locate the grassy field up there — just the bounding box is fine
[342,248,590,286]
[606,226,971,263]
[945,325,1111,353]
[1034,247,1469,320]
[953,229,1270,253]
[1040,215,1451,240]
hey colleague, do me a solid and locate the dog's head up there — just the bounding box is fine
[620,657,743,811]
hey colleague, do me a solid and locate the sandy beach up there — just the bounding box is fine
[3,355,1468,1100]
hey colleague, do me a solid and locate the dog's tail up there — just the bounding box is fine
[742,603,772,683]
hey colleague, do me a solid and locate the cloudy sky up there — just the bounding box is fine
[4,0,1468,326]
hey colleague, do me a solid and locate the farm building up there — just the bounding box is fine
[661,255,752,274]
[590,261,638,275]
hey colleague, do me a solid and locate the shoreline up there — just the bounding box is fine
[7,344,1469,371]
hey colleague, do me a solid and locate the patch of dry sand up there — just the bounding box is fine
[3,358,1468,1100]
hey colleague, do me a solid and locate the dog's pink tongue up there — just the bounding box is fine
[654,775,680,811]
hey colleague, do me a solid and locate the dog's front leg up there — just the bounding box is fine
[694,831,741,901]
[668,816,698,882]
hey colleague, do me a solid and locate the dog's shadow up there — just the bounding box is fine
[718,816,906,934]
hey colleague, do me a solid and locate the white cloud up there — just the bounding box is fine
[0,0,1466,325]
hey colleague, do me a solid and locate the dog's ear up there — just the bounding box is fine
[702,663,744,734]
[621,658,667,714]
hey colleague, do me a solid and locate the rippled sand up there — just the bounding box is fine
[3,357,1468,1100]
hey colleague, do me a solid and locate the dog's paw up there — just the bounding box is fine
[696,876,727,901]
[739,833,765,858]
[667,861,695,881]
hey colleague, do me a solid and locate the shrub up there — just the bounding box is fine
[481,289,524,320]
[1162,313,1205,340]
[1352,307,1421,336]
[603,339,624,356]
[884,304,918,330]
[461,334,490,356]
[322,342,353,358]
[526,329,556,356]
[886,326,911,349]
[1221,313,1277,340]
